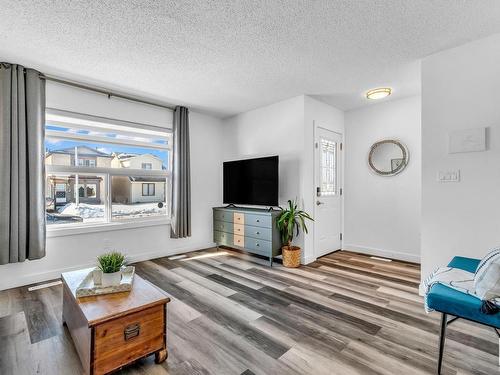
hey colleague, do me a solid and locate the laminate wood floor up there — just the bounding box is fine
[1,248,498,375]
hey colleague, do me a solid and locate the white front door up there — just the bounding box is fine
[314,127,343,258]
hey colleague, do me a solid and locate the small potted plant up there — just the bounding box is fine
[97,251,126,287]
[276,199,313,268]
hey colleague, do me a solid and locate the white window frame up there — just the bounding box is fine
[45,109,172,237]
[142,163,153,170]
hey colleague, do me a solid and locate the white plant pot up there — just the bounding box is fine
[101,271,122,287]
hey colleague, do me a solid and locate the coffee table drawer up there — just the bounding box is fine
[94,304,165,374]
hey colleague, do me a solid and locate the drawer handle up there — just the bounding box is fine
[256,219,260,222]
[256,231,260,235]
[256,243,260,247]
[124,323,140,341]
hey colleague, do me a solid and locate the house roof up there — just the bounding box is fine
[128,176,166,183]
[115,152,162,161]
[46,146,113,158]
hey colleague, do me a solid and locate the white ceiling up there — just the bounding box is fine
[1,1,500,118]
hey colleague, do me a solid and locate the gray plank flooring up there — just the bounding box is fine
[0,248,498,375]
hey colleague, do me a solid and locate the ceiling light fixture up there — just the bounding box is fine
[366,87,392,100]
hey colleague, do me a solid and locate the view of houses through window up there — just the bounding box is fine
[45,110,171,226]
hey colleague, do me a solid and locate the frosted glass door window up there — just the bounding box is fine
[320,139,337,196]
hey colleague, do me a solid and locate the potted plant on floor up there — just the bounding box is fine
[97,251,126,287]
[277,199,313,268]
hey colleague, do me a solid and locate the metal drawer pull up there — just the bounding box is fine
[256,231,260,235]
[256,219,260,223]
[256,243,260,247]
[124,323,140,341]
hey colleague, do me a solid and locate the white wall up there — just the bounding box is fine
[344,96,421,262]
[222,95,344,263]
[0,85,223,290]
[421,33,500,278]
[222,96,305,204]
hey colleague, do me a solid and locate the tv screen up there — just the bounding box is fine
[223,156,279,206]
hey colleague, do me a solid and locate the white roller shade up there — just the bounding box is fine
[46,81,173,129]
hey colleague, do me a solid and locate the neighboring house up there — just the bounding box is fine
[111,153,166,204]
[45,148,166,207]
[45,146,111,207]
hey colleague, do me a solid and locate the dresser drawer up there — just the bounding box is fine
[93,304,165,374]
[246,238,273,255]
[214,230,233,246]
[233,234,245,247]
[214,210,233,223]
[233,223,245,236]
[244,225,272,241]
[214,220,233,233]
[233,212,245,225]
[245,213,271,228]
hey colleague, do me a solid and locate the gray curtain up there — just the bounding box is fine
[170,106,191,238]
[0,63,46,264]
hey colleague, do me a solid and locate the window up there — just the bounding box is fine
[319,138,337,196]
[45,109,171,227]
[142,183,155,196]
[78,159,96,167]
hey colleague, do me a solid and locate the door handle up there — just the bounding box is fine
[316,201,324,206]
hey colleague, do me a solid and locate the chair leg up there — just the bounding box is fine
[438,313,447,374]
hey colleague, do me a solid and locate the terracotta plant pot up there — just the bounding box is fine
[282,246,301,268]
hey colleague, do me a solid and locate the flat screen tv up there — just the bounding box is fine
[223,156,279,206]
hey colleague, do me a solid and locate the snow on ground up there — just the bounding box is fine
[58,202,166,220]
[59,202,105,218]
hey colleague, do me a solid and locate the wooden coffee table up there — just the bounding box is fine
[61,269,171,375]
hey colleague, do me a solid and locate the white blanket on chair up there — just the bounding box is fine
[419,267,476,313]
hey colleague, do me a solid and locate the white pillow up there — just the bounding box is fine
[474,262,500,301]
[474,247,500,284]
[474,248,500,301]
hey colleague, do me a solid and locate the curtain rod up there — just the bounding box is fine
[40,74,176,111]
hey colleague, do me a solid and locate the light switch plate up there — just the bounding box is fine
[437,170,460,182]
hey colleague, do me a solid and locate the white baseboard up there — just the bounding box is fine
[341,244,420,263]
[302,255,317,265]
[0,242,216,291]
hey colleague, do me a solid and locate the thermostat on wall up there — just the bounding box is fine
[448,128,486,154]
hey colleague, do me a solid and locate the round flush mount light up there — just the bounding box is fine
[366,87,392,100]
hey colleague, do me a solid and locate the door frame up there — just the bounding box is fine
[313,123,344,259]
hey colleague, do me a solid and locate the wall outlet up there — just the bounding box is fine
[437,170,460,182]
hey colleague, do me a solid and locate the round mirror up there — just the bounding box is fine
[368,139,409,176]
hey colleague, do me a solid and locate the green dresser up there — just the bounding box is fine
[212,207,282,266]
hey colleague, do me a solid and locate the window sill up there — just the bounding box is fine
[46,217,171,238]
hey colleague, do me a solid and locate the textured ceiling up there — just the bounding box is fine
[1,1,500,117]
